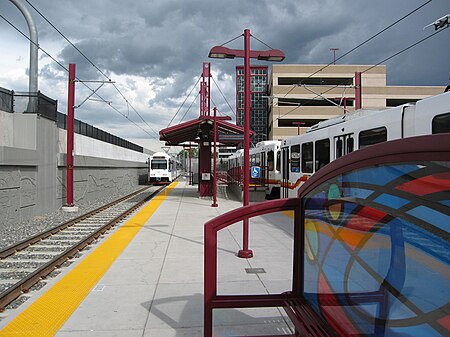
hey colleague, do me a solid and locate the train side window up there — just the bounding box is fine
[290,145,300,172]
[347,136,354,153]
[267,150,274,171]
[276,151,281,172]
[432,113,450,134]
[336,139,343,158]
[315,139,330,171]
[359,127,387,149]
[255,153,261,166]
[301,142,313,173]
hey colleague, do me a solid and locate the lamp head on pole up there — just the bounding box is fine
[208,46,285,62]
[208,46,237,59]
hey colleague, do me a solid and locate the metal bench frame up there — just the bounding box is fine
[204,133,450,337]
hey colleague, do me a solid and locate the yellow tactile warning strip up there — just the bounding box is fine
[0,182,178,337]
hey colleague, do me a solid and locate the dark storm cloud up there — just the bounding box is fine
[1,0,448,142]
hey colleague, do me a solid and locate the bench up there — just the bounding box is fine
[204,134,450,337]
[282,294,338,336]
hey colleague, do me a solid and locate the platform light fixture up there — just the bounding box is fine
[208,29,285,258]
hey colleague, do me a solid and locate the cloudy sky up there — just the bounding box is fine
[0,0,448,152]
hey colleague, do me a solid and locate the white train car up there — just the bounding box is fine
[250,140,282,198]
[148,152,179,184]
[280,91,450,198]
[227,141,282,198]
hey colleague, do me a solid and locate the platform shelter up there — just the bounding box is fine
[159,63,249,197]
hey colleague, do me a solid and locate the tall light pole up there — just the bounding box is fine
[209,29,285,258]
[330,48,339,65]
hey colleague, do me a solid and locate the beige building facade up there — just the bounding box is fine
[268,64,444,140]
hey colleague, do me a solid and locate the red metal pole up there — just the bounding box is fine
[355,71,362,110]
[238,29,253,258]
[189,147,192,185]
[66,64,75,207]
[212,107,218,207]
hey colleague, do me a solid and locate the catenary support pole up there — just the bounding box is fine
[212,107,218,207]
[66,64,76,207]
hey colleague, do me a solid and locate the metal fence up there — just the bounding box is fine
[56,112,143,153]
[0,89,58,121]
[1,86,143,154]
[15,91,58,121]
[0,87,13,113]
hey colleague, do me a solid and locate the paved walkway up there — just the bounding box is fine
[0,178,295,336]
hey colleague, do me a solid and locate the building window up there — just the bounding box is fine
[277,98,348,107]
[278,77,353,86]
[386,98,419,107]
[278,119,325,127]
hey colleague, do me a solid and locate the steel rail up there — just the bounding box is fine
[0,185,165,310]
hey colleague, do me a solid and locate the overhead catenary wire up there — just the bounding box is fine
[22,0,161,138]
[0,13,158,139]
[250,34,276,51]
[178,91,200,124]
[211,98,227,117]
[166,75,202,127]
[279,0,434,99]
[211,75,236,118]
[274,25,449,122]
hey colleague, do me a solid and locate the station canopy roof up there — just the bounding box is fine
[159,116,252,146]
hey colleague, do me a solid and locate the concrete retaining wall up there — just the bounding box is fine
[0,110,149,227]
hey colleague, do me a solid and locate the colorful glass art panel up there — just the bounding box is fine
[302,161,449,337]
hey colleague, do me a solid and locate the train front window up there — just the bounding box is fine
[432,113,450,134]
[290,145,300,172]
[151,159,167,169]
[359,127,387,149]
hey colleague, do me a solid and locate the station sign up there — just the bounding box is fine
[218,133,244,142]
[251,166,261,178]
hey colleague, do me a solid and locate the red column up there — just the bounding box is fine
[238,29,253,258]
[355,71,362,110]
[212,107,218,207]
[189,147,192,185]
[66,64,75,206]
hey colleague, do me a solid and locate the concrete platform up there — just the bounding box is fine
[0,177,296,336]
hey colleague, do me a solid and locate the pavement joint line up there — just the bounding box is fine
[143,182,185,331]
[0,182,178,337]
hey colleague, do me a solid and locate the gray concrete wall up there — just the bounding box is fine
[0,109,149,227]
[0,152,38,225]
[56,154,147,206]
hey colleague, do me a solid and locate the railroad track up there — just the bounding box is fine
[0,185,166,311]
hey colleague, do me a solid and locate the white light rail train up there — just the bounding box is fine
[227,91,450,199]
[148,152,180,184]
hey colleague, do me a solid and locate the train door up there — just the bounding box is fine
[281,147,289,198]
[334,133,355,159]
[261,151,266,186]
